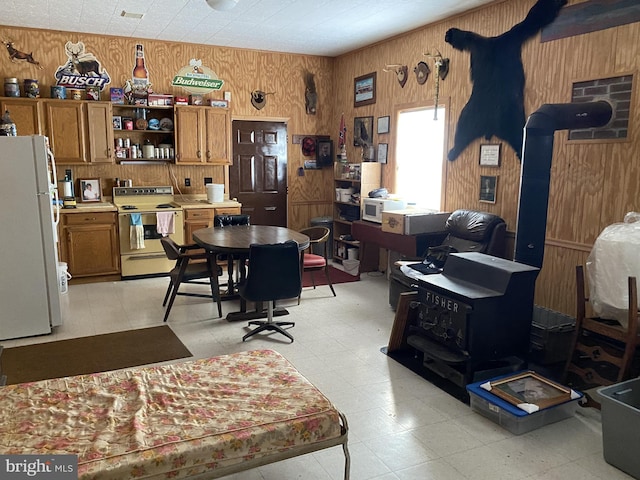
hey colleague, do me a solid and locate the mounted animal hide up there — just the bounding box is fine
[445,0,567,161]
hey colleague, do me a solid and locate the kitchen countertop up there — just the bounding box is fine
[173,195,241,209]
[60,202,117,213]
[58,195,241,213]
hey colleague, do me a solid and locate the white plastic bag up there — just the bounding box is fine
[586,212,640,328]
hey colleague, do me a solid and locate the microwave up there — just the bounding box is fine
[362,198,406,223]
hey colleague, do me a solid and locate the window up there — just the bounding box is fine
[394,105,446,210]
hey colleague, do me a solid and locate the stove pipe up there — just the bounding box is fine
[514,101,612,269]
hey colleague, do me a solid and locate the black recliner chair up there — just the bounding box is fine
[388,209,507,310]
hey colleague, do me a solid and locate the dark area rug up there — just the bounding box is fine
[302,265,359,287]
[1,326,192,385]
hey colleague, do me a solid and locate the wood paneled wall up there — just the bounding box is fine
[3,0,639,315]
[0,25,335,231]
[333,0,639,316]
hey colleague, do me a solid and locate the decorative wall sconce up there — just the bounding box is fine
[383,64,408,88]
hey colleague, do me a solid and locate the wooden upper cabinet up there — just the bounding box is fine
[0,97,42,135]
[86,102,114,163]
[44,100,87,164]
[175,105,231,165]
[204,107,231,165]
[175,106,204,164]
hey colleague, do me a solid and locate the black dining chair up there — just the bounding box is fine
[240,241,302,343]
[161,237,222,322]
[213,214,250,295]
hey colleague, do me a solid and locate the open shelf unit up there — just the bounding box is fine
[333,162,381,263]
[112,104,175,162]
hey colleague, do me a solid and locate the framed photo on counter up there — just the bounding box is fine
[79,178,102,203]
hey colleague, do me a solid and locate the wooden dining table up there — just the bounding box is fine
[192,225,310,321]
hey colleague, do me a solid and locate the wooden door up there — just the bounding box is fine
[0,98,41,135]
[230,120,288,227]
[86,102,114,163]
[175,106,204,164]
[44,100,87,164]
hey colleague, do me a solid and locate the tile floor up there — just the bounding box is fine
[2,268,633,480]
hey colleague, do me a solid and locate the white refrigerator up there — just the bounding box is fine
[0,135,63,340]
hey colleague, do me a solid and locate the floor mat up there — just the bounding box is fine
[1,325,192,384]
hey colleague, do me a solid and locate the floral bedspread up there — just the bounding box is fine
[0,349,342,479]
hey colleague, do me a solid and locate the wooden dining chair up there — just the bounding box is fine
[298,226,336,304]
[161,237,222,322]
[562,265,640,408]
[213,214,250,295]
[240,241,302,343]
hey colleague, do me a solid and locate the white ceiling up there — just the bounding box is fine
[2,0,496,57]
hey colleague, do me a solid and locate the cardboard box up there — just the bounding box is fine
[148,94,173,106]
[382,209,450,235]
[174,96,189,105]
[110,87,124,104]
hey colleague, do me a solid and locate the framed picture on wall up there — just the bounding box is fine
[479,143,501,167]
[479,175,497,203]
[354,72,376,107]
[354,116,374,147]
[377,143,388,163]
[377,116,390,134]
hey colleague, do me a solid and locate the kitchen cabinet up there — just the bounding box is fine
[44,100,87,164]
[175,106,231,165]
[333,162,380,263]
[45,100,117,164]
[0,97,42,135]
[183,206,241,244]
[87,102,114,163]
[112,104,175,163]
[59,211,120,277]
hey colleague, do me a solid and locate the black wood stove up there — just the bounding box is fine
[407,252,539,387]
[402,101,613,389]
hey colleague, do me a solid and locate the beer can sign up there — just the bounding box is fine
[51,86,67,99]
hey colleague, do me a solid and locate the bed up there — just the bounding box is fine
[0,349,350,479]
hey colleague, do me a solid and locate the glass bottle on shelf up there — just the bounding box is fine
[132,44,149,86]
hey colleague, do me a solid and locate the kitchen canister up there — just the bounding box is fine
[206,184,224,203]
[70,89,83,100]
[23,79,39,98]
[142,141,155,159]
[51,85,67,99]
[4,77,19,97]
